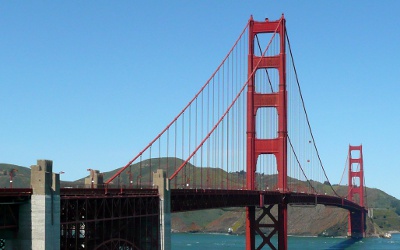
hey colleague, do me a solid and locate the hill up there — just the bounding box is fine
[171,203,386,237]
[0,163,31,188]
[1,159,399,236]
[0,163,77,188]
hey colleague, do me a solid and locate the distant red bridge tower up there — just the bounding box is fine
[347,145,366,238]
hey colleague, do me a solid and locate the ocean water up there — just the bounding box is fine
[171,233,400,249]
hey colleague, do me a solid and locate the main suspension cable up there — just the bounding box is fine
[287,135,317,193]
[285,29,341,197]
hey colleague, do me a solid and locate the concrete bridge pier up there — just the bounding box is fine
[6,160,60,250]
[153,169,171,250]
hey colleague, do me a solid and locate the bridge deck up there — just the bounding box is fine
[60,187,158,197]
[171,189,366,213]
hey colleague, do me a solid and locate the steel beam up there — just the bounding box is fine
[246,14,287,250]
[347,145,366,238]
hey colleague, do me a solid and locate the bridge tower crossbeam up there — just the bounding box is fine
[246,15,287,250]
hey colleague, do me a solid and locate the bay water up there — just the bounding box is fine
[172,232,400,249]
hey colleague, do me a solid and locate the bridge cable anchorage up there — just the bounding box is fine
[285,29,340,197]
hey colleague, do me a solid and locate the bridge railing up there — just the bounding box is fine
[60,187,158,196]
[0,188,32,196]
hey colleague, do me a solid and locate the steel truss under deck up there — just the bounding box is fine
[60,190,159,250]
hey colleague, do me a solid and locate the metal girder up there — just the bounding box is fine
[347,145,366,238]
[60,193,159,250]
[0,204,19,231]
[246,14,288,250]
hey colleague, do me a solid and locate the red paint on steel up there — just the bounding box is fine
[347,145,366,238]
[246,14,287,250]
[60,191,159,249]
[9,169,17,189]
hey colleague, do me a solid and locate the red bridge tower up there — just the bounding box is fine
[246,15,287,249]
[347,145,366,238]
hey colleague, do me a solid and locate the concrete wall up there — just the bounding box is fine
[4,160,60,250]
[31,160,60,250]
[153,169,171,250]
[84,170,104,188]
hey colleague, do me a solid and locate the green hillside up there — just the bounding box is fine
[0,163,31,188]
[1,159,399,236]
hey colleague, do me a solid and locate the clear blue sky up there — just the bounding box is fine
[1,1,400,199]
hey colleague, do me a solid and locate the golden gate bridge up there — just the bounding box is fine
[0,15,366,250]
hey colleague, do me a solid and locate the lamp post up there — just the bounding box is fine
[127,170,133,188]
[9,169,17,188]
[59,171,65,186]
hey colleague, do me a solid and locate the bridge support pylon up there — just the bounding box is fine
[153,169,171,250]
[31,160,61,250]
[246,15,287,250]
[347,145,367,238]
[6,160,61,250]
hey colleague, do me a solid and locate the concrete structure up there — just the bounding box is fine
[368,208,373,219]
[153,169,171,250]
[6,160,60,250]
[31,160,60,250]
[84,169,104,188]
